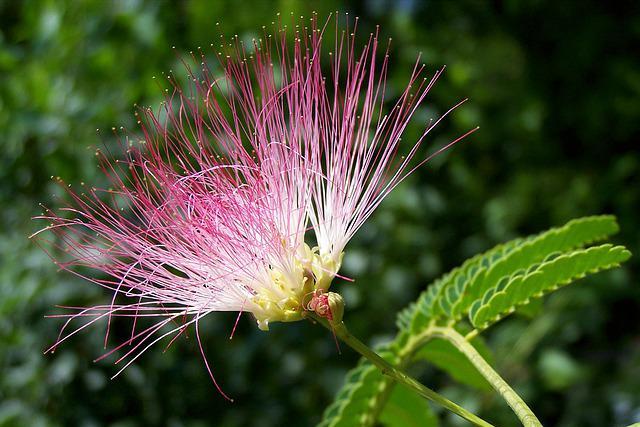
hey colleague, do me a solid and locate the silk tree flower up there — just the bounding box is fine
[34,13,474,395]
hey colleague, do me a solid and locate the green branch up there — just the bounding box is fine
[308,313,494,427]
[422,327,542,427]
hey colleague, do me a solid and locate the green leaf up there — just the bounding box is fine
[456,215,620,321]
[379,384,439,427]
[470,244,631,329]
[400,216,620,334]
[413,337,492,390]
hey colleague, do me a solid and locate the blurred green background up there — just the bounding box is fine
[1,0,639,426]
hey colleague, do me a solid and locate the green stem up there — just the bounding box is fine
[308,314,494,427]
[427,327,543,427]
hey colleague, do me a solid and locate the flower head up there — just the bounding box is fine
[34,13,474,393]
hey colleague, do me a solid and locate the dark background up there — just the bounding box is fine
[1,1,639,426]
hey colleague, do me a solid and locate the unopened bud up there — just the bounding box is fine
[326,292,344,325]
[309,290,344,325]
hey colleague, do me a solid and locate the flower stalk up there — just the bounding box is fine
[307,313,494,427]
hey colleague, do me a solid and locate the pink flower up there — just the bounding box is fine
[34,13,474,397]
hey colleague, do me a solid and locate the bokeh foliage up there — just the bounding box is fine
[1,1,638,426]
